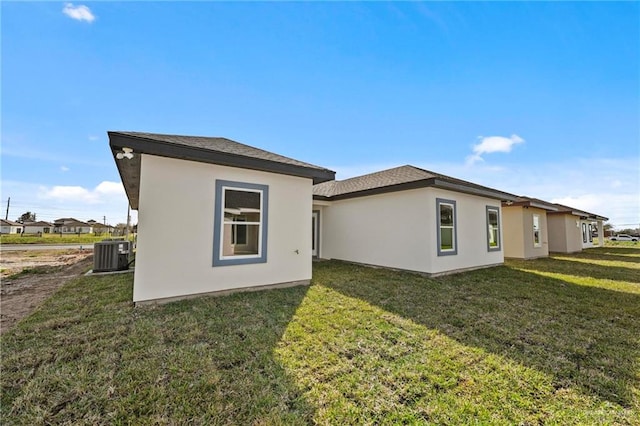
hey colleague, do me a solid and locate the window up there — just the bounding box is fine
[533,214,541,247]
[582,223,588,243]
[486,206,501,251]
[213,180,268,266]
[437,198,457,256]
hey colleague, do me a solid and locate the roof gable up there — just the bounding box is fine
[109,131,336,209]
[313,165,517,201]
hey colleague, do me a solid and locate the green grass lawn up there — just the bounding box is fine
[0,233,111,244]
[2,247,638,424]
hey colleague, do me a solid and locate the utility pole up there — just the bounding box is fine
[5,197,9,220]
[125,204,131,261]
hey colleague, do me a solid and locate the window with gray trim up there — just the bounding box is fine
[486,206,501,251]
[533,214,541,247]
[213,180,268,267]
[437,198,457,256]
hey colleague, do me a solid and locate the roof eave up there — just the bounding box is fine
[109,132,335,209]
[315,177,517,202]
[432,179,518,202]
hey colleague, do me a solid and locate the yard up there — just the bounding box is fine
[0,233,109,245]
[1,246,638,424]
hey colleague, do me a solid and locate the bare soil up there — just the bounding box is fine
[0,250,94,334]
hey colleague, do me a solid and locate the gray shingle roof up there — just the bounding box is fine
[551,203,608,221]
[24,221,53,227]
[313,165,517,201]
[109,131,336,209]
[114,131,332,172]
[506,196,560,211]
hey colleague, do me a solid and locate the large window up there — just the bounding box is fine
[213,180,268,266]
[533,214,541,247]
[437,198,457,256]
[486,206,501,252]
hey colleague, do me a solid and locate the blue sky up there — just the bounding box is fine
[2,2,638,228]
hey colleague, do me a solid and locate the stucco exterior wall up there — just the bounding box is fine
[23,226,52,234]
[133,154,312,302]
[428,188,504,274]
[1,225,21,234]
[502,206,525,258]
[321,188,431,272]
[548,213,582,253]
[319,187,504,275]
[522,207,549,259]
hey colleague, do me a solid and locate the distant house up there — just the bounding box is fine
[502,198,607,257]
[53,218,93,234]
[1,219,22,234]
[110,131,334,304]
[547,205,607,253]
[23,221,53,234]
[501,197,559,259]
[312,165,517,276]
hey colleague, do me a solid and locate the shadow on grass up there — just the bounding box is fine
[558,247,640,264]
[510,257,640,284]
[316,260,640,409]
[1,275,315,424]
[596,245,640,255]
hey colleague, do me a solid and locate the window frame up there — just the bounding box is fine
[213,180,269,267]
[486,206,501,252]
[436,198,457,256]
[533,214,542,248]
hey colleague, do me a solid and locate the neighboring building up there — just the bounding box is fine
[23,221,53,234]
[547,204,607,253]
[501,197,559,259]
[109,131,335,304]
[312,165,517,276]
[1,219,22,234]
[53,218,93,234]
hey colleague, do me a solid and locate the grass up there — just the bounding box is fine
[1,246,638,424]
[0,233,112,244]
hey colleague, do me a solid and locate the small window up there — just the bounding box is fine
[486,206,501,252]
[588,224,593,243]
[213,180,269,267]
[437,198,457,256]
[582,223,588,244]
[533,214,541,247]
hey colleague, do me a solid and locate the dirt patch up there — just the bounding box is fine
[0,250,94,334]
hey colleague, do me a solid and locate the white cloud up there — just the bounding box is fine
[95,181,126,196]
[62,3,95,23]
[466,134,525,165]
[39,180,125,204]
[60,166,70,172]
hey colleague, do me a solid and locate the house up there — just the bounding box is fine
[501,197,560,259]
[23,221,53,234]
[109,131,335,304]
[109,131,611,303]
[547,204,607,253]
[88,220,114,235]
[1,219,22,234]
[53,218,93,234]
[312,165,517,276]
[503,198,608,257]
